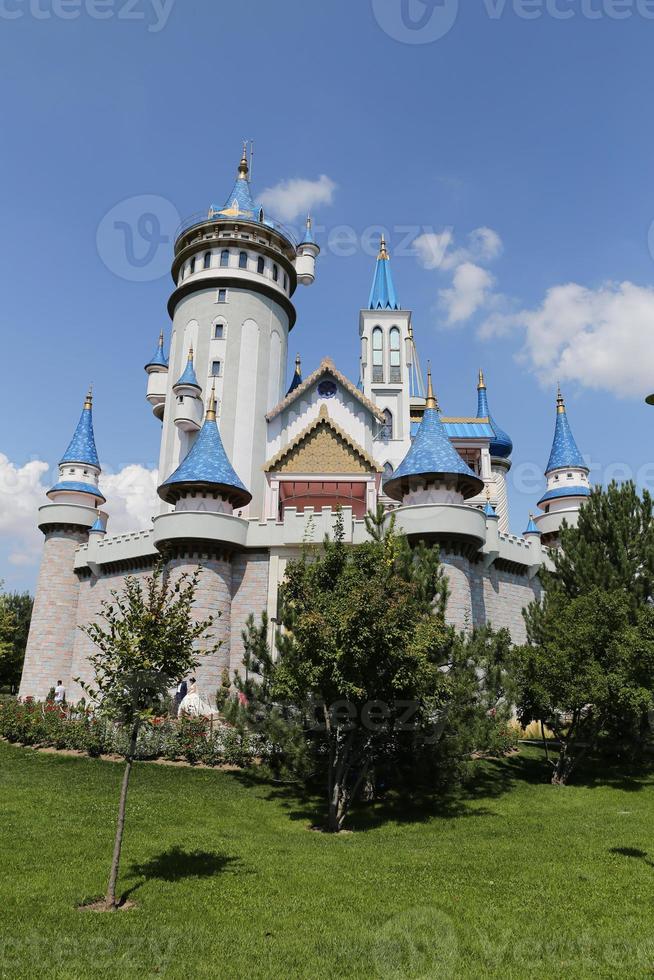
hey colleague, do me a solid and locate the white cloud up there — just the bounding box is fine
[413,226,503,273]
[259,174,337,222]
[101,465,159,534]
[440,262,496,326]
[481,280,654,399]
[413,229,455,270]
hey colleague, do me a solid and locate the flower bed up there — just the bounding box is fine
[0,698,261,767]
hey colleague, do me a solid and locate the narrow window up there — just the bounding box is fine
[257,256,265,275]
[372,326,384,383]
[382,409,393,440]
[203,252,211,270]
[239,251,248,269]
[389,327,401,383]
[190,256,196,274]
[220,250,230,268]
[272,263,279,282]
[211,360,222,377]
[217,288,227,303]
[214,323,224,339]
[283,273,288,290]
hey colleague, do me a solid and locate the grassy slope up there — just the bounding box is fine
[1,742,653,979]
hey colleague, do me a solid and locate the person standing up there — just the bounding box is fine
[173,678,188,716]
[54,680,65,705]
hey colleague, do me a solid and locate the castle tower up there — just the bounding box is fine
[534,387,590,545]
[144,330,169,420]
[154,386,252,694]
[19,389,105,698]
[384,368,484,506]
[360,237,419,472]
[476,370,513,533]
[157,146,316,518]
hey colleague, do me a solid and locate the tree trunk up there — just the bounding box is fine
[105,721,139,909]
[540,721,550,764]
[552,741,574,785]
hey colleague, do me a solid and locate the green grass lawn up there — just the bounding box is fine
[1,742,654,979]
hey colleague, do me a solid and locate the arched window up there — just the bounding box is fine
[190,256,196,274]
[220,250,230,268]
[239,251,248,269]
[389,327,401,382]
[382,409,393,440]
[383,462,394,480]
[257,256,265,275]
[372,327,384,383]
[272,263,279,282]
[214,322,225,339]
[203,252,211,270]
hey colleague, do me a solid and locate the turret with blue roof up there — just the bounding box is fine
[173,347,201,392]
[524,514,541,536]
[48,387,105,506]
[384,368,484,503]
[145,330,168,371]
[210,143,261,222]
[286,353,303,396]
[477,370,512,459]
[538,386,590,511]
[369,236,400,311]
[159,386,251,511]
[145,331,169,420]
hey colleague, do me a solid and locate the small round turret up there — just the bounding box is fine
[144,331,169,420]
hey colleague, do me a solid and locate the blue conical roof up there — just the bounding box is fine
[90,514,107,534]
[484,499,498,519]
[145,332,168,370]
[299,214,316,246]
[546,390,587,473]
[384,376,484,502]
[60,390,100,469]
[477,372,512,459]
[368,237,399,311]
[524,515,540,535]
[286,354,303,395]
[174,350,200,389]
[211,148,259,220]
[159,400,251,508]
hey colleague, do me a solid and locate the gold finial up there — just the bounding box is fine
[206,379,217,422]
[478,368,486,390]
[187,346,194,362]
[378,234,389,260]
[425,363,439,411]
[294,353,302,374]
[557,384,565,414]
[238,141,249,179]
[306,213,312,230]
[158,329,164,347]
[486,485,492,502]
[84,385,93,410]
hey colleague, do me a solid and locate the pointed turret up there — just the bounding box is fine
[477,369,512,459]
[174,347,201,391]
[524,514,540,536]
[544,386,587,474]
[48,388,105,506]
[145,331,168,371]
[211,143,259,221]
[89,513,108,536]
[384,368,484,504]
[296,214,320,286]
[145,331,169,420]
[286,354,303,395]
[159,386,251,511]
[368,235,400,311]
[483,487,498,520]
[538,386,590,511]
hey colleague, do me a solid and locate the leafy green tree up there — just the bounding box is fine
[79,562,217,910]
[544,482,654,617]
[515,589,654,784]
[0,591,33,692]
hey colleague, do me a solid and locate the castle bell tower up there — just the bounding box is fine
[156,145,317,518]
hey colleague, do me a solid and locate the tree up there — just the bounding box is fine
[544,482,654,618]
[515,589,654,784]
[79,562,217,910]
[264,507,454,832]
[0,591,33,692]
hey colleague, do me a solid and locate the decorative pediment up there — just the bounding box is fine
[266,357,385,423]
[265,405,381,475]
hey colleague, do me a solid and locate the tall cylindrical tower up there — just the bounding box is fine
[158,147,314,518]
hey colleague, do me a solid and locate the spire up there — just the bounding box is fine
[89,514,107,535]
[60,387,101,469]
[158,394,251,509]
[384,369,484,502]
[476,369,513,459]
[368,233,400,311]
[524,513,541,536]
[545,386,587,473]
[299,213,316,246]
[174,348,200,389]
[238,140,249,179]
[286,353,303,395]
[483,485,498,519]
[145,330,168,371]
[211,144,259,219]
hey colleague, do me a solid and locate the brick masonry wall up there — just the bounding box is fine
[441,552,542,643]
[19,528,88,699]
[230,552,270,676]
[166,555,232,697]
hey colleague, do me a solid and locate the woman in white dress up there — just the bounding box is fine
[177,677,215,719]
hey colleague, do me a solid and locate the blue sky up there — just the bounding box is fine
[3,0,654,589]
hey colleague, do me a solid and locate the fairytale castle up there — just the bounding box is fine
[18,149,592,700]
